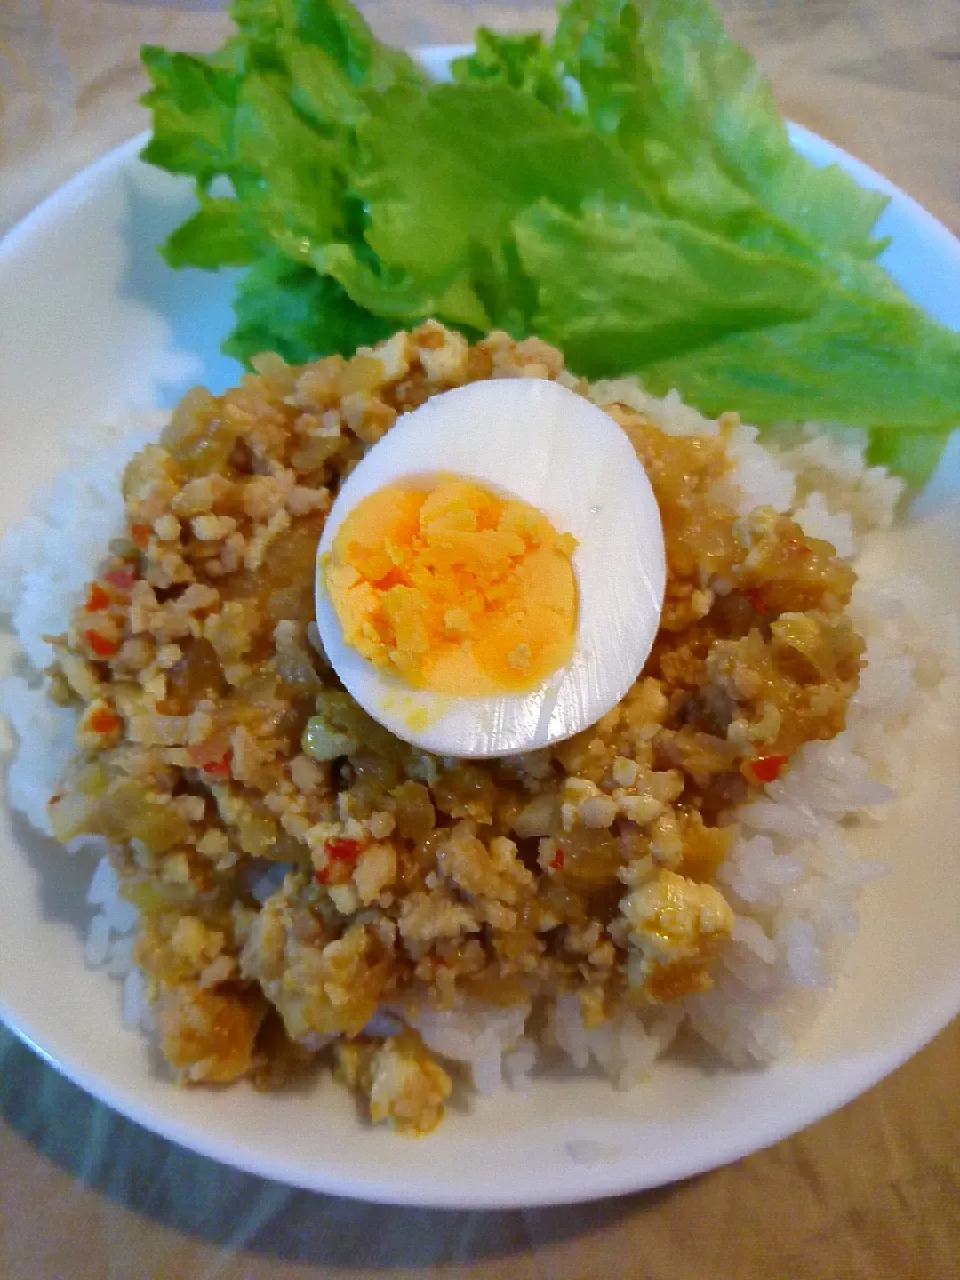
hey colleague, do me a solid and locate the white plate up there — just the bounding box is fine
[0,47,958,1209]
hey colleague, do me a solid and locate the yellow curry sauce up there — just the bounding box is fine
[46,323,863,1134]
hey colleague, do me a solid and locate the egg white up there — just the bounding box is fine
[314,377,665,758]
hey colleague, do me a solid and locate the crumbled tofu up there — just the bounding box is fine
[368,1032,453,1136]
[621,869,734,1001]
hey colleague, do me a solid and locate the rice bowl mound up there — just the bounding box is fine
[0,325,955,1135]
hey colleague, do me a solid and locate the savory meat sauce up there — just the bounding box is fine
[47,324,862,1133]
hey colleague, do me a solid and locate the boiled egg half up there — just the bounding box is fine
[314,378,665,757]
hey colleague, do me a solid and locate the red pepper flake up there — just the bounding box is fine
[103,569,136,590]
[89,707,122,735]
[316,837,362,885]
[744,754,788,785]
[202,752,231,776]
[743,587,768,615]
[130,523,150,548]
[85,583,110,612]
[326,837,361,864]
[549,847,565,871]
[85,630,119,658]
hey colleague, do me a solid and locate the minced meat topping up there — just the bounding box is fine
[47,323,863,1135]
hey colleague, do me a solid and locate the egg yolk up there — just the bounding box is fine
[324,477,578,695]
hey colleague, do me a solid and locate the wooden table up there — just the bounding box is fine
[1,3,957,1276]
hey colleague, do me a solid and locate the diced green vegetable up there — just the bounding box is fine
[303,692,403,760]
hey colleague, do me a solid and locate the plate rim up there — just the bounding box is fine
[1,51,959,1210]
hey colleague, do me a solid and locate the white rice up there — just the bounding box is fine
[411,1001,534,1094]
[0,414,165,669]
[1,390,955,1091]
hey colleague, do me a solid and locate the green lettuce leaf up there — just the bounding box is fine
[230,0,423,87]
[352,82,647,284]
[638,291,960,432]
[225,251,394,364]
[451,29,566,111]
[554,0,889,258]
[141,47,239,186]
[139,0,959,486]
[318,243,489,331]
[515,200,826,370]
[284,0,422,89]
[515,199,960,437]
[142,0,428,365]
[866,428,954,489]
[163,196,259,269]
[230,72,342,261]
